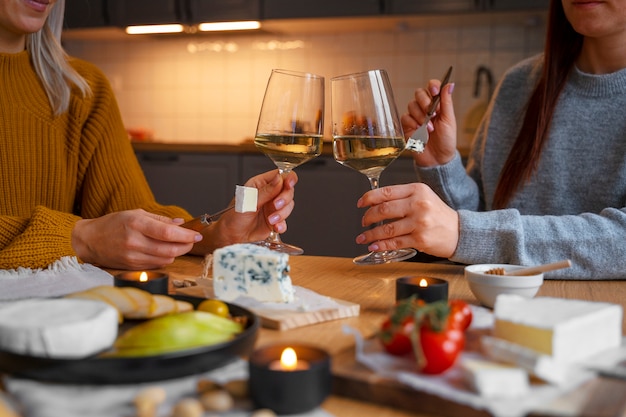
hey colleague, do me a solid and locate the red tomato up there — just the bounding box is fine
[449,300,473,330]
[378,316,414,356]
[417,324,465,374]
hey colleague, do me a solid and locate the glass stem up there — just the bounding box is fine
[268,167,291,240]
[367,175,384,231]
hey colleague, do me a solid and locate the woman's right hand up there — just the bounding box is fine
[72,209,201,270]
[402,80,457,167]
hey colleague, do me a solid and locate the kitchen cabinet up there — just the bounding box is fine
[262,0,383,20]
[188,0,261,22]
[487,0,549,11]
[108,0,184,26]
[64,0,108,29]
[385,0,548,14]
[135,151,239,217]
[135,147,424,258]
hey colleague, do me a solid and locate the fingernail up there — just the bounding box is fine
[448,82,455,94]
[369,243,379,251]
[356,234,365,244]
[269,214,281,225]
[429,86,438,96]
[271,174,281,185]
[172,218,185,224]
[275,223,286,233]
[356,197,363,208]
[427,121,434,132]
[194,234,203,242]
[274,198,285,209]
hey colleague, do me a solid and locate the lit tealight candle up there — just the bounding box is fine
[114,271,169,294]
[395,276,448,303]
[248,344,331,414]
[269,347,310,371]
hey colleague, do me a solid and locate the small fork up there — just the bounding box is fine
[405,66,453,153]
[181,204,235,232]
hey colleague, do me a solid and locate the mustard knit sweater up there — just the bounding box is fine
[0,51,190,270]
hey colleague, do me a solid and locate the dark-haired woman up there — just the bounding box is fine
[356,0,626,279]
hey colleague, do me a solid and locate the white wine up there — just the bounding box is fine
[333,136,405,177]
[255,133,323,172]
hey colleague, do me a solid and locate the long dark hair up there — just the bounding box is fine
[491,0,584,209]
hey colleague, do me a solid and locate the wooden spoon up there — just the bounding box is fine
[485,259,572,276]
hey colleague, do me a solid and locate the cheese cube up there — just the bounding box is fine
[235,185,258,213]
[461,357,529,398]
[493,295,622,363]
[213,243,294,303]
[0,298,118,358]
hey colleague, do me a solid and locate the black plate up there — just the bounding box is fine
[0,296,259,384]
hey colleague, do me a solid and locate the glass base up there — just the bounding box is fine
[353,248,417,265]
[253,238,304,255]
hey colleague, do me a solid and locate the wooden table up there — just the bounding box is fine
[156,255,626,417]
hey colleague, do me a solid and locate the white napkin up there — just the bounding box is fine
[3,359,334,417]
[0,257,113,301]
[342,304,608,417]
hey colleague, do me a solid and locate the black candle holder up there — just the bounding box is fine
[114,271,169,294]
[396,276,448,303]
[248,344,331,414]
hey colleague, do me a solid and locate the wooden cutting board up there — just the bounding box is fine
[175,282,360,331]
[331,347,491,417]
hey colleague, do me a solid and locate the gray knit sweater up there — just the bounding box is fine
[416,54,626,279]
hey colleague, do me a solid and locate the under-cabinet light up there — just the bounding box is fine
[125,24,185,35]
[198,21,261,32]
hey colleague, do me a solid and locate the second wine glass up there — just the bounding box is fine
[253,69,325,255]
[331,69,417,265]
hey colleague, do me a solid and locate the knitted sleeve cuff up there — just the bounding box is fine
[0,206,80,270]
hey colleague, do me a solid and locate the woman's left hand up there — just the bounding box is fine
[192,169,297,252]
[355,182,459,258]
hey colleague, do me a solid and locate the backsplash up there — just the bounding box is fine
[62,14,546,150]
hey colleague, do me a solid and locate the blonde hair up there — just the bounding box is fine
[25,0,92,116]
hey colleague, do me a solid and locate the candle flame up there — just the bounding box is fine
[419,278,428,287]
[139,272,148,283]
[280,347,298,371]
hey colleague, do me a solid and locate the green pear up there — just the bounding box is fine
[110,311,243,357]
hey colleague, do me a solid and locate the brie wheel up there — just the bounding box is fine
[0,298,118,358]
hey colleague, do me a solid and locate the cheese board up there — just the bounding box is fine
[177,283,360,331]
[0,296,259,384]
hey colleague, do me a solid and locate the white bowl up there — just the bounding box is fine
[464,264,544,308]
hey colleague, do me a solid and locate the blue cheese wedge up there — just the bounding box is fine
[0,298,118,358]
[493,294,622,363]
[213,243,295,303]
[235,185,258,213]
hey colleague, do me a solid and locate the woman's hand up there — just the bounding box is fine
[355,183,459,258]
[194,169,298,253]
[72,209,201,270]
[402,80,457,167]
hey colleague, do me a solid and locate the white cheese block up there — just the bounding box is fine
[481,335,573,386]
[493,294,622,363]
[461,357,529,398]
[0,298,118,358]
[235,185,258,213]
[213,243,295,303]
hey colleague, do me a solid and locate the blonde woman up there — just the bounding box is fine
[0,0,297,270]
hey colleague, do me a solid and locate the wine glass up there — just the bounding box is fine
[331,69,417,265]
[253,69,325,255]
